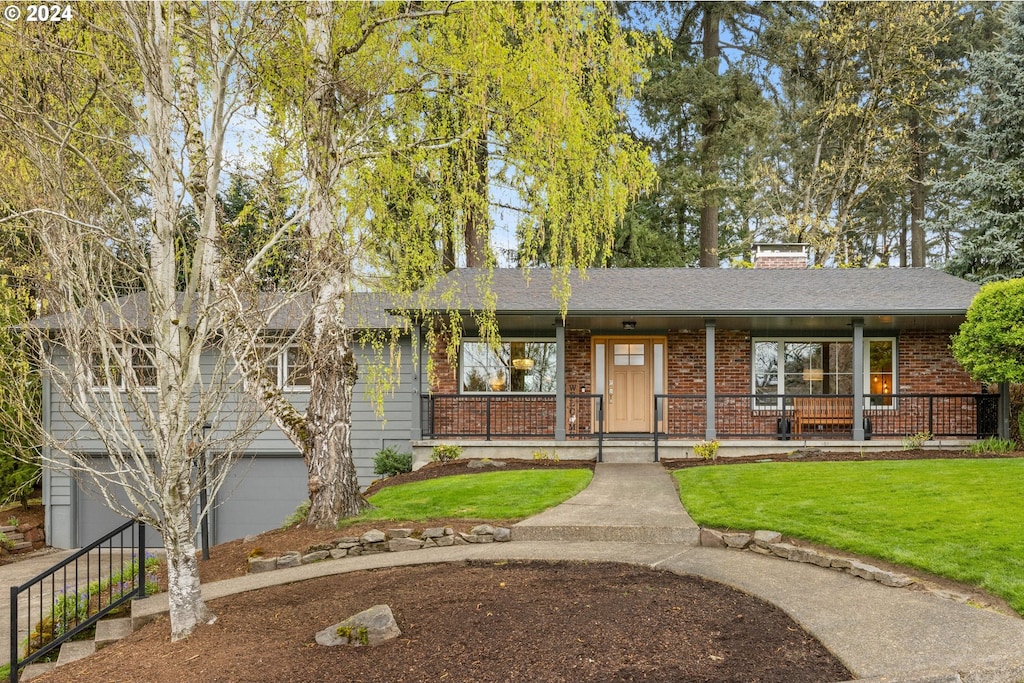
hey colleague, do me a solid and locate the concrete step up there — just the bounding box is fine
[512,524,699,545]
[597,448,656,464]
[55,640,95,667]
[94,617,133,650]
[19,662,56,682]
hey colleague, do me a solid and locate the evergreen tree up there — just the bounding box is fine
[943,3,1024,282]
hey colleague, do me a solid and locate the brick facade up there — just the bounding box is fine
[425,326,983,440]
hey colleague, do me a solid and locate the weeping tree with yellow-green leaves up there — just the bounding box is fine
[216,1,656,529]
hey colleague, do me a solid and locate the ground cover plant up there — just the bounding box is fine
[674,458,1024,613]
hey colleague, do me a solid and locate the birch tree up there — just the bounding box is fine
[0,2,260,640]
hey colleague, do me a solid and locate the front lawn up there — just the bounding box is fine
[674,459,1024,614]
[357,469,593,523]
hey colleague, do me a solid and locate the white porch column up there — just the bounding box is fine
[555,320,566,441]
[705,319,716,441]
[852,318,865,441]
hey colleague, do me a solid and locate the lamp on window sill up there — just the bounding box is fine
[802,368,824,382]
[511,358,535,371]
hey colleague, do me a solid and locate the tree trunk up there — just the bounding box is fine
[909,114,926,267]
[305,319,365,526]
[464,128,490,268]
[164,502,214,641]
[698,4,721,268]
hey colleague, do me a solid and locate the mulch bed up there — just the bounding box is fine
[37,561,852,683]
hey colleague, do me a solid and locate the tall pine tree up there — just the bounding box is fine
[943,3,1024,282]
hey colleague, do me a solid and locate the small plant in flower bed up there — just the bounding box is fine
[693,440,720,460]
[0,531,13,551]
[901,430,933,450]
[282,500,311,528]
[967,437,1016,455]
[430,444,463,463]
[532,449,559,462]
[373,447,413,477]
[22,553,160,656]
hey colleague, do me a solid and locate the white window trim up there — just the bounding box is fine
[89,346,158,393]
[750,336,897,410]
[280,345,311,393]
[459,337,557,395]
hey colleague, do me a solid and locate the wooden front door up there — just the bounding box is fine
[606,339,652,433]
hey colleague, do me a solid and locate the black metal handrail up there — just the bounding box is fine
[9,519,146,682]
[566,394,604,462]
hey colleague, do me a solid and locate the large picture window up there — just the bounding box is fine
[753,338,895,407]
[461,340,556,393]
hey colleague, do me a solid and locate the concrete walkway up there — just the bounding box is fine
[512,462,700,543]
[8,464,1024,681]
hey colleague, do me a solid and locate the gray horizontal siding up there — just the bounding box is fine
[47,338,413,546]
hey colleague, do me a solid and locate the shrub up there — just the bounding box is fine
[967,437,1016,455]
[373,447,413,477]
[0,531,12,551]
[693,440,720,460]
[901,431,933,450]
[430,444,463,463]
[531,449,559,462]
[282,499,310,528]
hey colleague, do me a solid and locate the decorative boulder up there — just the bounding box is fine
[315,605,401,647]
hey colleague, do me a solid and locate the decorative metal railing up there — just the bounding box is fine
[9,520,146,683]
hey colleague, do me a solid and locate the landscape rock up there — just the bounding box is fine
[847,560,881,580]
[875,571,915,588]
[492,527,511,543]
[753,530,782,548]
[305,543,334,553]
[302,550,330,564]
[247,556,278,573]
[722,533,752,549]
[421,527,445,539]
[769,542,798,560]
[421,538,437,548]
[276,552,301,569]
[434,535,455,547]
[315,605,401,647]
[361,543,386,554]
[699,528,726,547]
[360,530,386,544]
[453,535,469,545]
[467,459,506,469]
[388,537,424,552]
[329,548,348,560]
[830,557,854,570]
[471,524,496,536]
[243,534,259,544]
[386,528,413,539]
[347,546,363,556]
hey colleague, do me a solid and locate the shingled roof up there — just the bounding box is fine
[427,268,980,317]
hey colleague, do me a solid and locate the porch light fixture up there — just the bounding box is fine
[511,358,535,371]
[622,320,637,330]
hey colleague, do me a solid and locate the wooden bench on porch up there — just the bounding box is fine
[793,396,853,434]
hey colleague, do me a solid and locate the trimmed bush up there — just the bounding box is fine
[373,447,413,477]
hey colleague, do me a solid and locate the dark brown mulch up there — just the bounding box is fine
[37,561,852,683]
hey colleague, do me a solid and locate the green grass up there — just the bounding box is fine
[674,459,1024,614]
[354,469,593,523]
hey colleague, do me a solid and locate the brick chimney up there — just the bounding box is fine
[752,243,810,269]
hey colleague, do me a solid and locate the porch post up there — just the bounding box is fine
[998,381,1011,440]
[852,318,865,441]
[705,319,716,441]
[555,320,566,441]
[410,322,423,440]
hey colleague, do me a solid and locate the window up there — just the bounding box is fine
[283,346,310,389]
[262,345,310,390]
[90,346,156,390]
[753,338,895,407]
[461,340,556,393]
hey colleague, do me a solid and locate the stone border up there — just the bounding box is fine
[699,528,915,588]
[246,525,512,574]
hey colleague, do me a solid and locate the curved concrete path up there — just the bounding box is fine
[18,463,1024,682]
